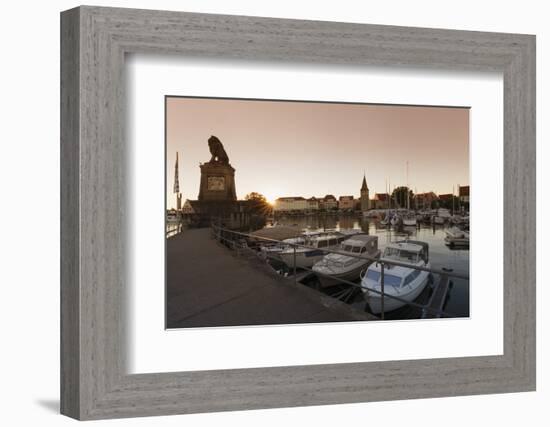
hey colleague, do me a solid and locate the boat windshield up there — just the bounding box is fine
[366,270,380,282]
[384,274,402,286]
[383,247,419,263]
[365,270,402,286]
[341,242,366,254]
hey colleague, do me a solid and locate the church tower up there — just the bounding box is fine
[360,174,370,212]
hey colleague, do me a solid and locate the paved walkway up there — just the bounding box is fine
[166,228,374,328]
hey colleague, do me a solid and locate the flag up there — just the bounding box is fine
[173,152,180,194]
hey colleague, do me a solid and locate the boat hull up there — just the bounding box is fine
[444,236,469,247]
[315,261,370,288]
[280,249,328,269]
[260,247,284,261]
[363,272,430,314]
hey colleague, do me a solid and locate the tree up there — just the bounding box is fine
[390,186,414,209]
[244,192,272,216]
[244,192,272,231]
[438,195,461,213]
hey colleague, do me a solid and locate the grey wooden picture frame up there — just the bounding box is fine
[60,5,536,420]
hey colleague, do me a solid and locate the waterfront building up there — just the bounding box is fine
[307,197,319,211]
[182,199,196,214]
[438,193,454,202]
[320,194,338,211]
[371,193,390,210]
[338,195,355,211]
[415,192,438,210]
[438,193,455,212]
[273,196,308,212]
[360,174,370,212]
[459,185,470,204]
[182,198,251,228]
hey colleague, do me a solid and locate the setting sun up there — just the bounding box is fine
[261,190,279,206]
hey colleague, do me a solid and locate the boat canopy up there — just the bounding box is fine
[340,234,378,254]
[395,240,429,262]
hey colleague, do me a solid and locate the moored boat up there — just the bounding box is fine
[444,226,470,247]
[432,208,451,225]
[402,213,417,226]
[313,234,380,288]
[361,240,431,314]
[259,236,306,261]
[279,231,350,269]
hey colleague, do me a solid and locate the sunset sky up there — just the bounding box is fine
[166,97,469,209]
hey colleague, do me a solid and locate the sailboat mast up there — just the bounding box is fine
[456,184,462,215]
[389,178,391,210]
[406,161,409,211]
[388,179,390,216]
[452,184,455,216]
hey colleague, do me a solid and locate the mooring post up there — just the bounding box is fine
[380,262,385,320]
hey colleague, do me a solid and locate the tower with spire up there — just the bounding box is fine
[360,173,370,212]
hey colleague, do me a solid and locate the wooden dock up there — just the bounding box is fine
[166,228,376,328]
[422,274,451,318]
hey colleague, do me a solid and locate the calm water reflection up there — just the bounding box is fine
[272,215,470,319]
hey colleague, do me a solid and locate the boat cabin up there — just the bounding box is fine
[339,234,378,255]
[304,232,347,249]
[381,240,429,264]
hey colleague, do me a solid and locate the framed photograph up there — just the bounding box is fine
[164,96,471,328]
[61,6,535,420]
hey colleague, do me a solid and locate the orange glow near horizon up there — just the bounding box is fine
[166,97,469,209]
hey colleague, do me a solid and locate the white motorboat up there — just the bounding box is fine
[313,234,381,288]
[444,226,470,247]
[279,231,349,269]
[432,208,451,225]
[402,213,417,226]
[259,236,306,261]
[361,240,431,314]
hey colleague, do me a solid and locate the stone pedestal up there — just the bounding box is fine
[198,161,237,202]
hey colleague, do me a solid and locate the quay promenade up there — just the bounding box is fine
[166,228,376,328]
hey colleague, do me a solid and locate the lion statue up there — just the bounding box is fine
[207,135,229,164]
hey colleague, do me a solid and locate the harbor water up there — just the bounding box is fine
[268,215,470,319]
